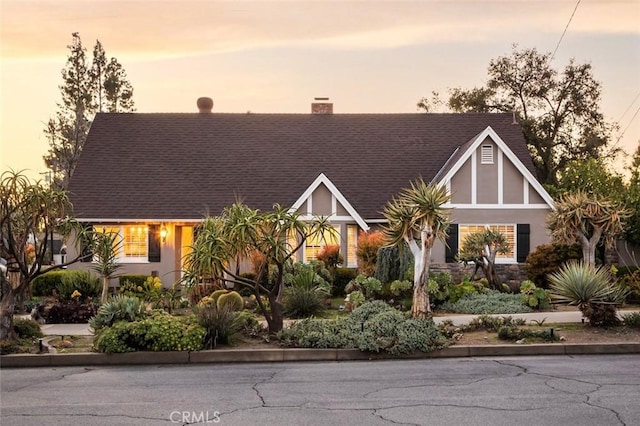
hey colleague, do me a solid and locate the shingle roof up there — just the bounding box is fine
[67,112,532,221]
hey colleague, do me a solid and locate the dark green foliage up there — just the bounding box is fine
[283,286,325,318]
[31,270,68,297]
[88,294,145,332]
[374,244,413,284]
[520,280,551,310]
[622,312,640,329]
[389,280,412,298]
[118,274,149,288]
[497,326,559,342]
[525,243,582,288]
[43,302,97,324]
[461,315,527,332]
[13,318,44,338]
[345,274,383,299]
[94,311,205,353]
[55,271,101,302]
[440,290,532,314]
[195,304,243,348]
[333,268,358,297]
[278,301,450,355]
[617,270,640,304]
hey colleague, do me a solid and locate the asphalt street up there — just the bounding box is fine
[2,355,639,425]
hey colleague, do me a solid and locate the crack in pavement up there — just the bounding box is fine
[6,367,95,392]
[494,360,626,426]
[251,369,283,407]
[2,412,170,422]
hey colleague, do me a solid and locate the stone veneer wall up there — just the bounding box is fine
[430,263,529,290]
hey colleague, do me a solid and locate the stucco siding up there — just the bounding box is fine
[503,160,524,204]
[451,158,472,203]
[476,142,498,204]
[529,186,545,204]
[312,184,332,216]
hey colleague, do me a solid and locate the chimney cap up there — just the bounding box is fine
[197,97,213,113]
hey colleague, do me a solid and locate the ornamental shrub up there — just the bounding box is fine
[31,270,70,297]
[356,231,385,276]
[283,286,325,318]
[89,294,146,333]
[195,304,243,348]
[622,312,640,329]
[118,274,149,288]
[211,289,229,304]
[374,244,413,284]
[333,268,358,297]
[440,290,532,314]
[519,280,551,310]
[93,312,205,353]
[43,302,97,324]
[13,318,44,338]
[55,271,101,302]
[345,274,383,299]
[525,243,582,288]
[316,244,343,272]
[278,301,449,355]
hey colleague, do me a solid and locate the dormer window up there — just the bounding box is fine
[481,145,494,164]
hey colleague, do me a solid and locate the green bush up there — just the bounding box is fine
[622,312,640,329]
[617,270,640,304]
[89,294,146,333]
[457,315,527,332]
[94,311,205,353]
[345,274,383,299]
[31,270,69,297]
[55,271,101,302]
[118,275,149,288]
[217,291,244,311]
[440,290,532,314]
[525,243,582,288]
[374,245,413,284]
[497,326,558,342]
[333,268,358,297]
[283,286,325,318]
[519,280,551,310]
[389,280,412,298]
[13,318,43,338]
[195,304,243,348]
[278,301,450,355]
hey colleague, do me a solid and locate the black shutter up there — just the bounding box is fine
[80,223,93,262]
[148,224,161,263]
[516,224,530,263]
[445,224,459,263]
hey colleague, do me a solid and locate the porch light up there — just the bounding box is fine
[160,226,168,243]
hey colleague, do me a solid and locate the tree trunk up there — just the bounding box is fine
[268,293,283,335]
[0,278,16,341]
[101,276,109,303]
[411,226,434,319]
[411,280,430,319]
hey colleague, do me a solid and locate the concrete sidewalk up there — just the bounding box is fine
[30,308,640,336]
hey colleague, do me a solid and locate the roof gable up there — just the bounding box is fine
[435,126,554,209]
[291,173,370,230]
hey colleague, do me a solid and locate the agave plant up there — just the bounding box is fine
[549,261,627,326]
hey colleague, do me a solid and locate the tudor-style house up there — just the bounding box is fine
[65,98,554,287]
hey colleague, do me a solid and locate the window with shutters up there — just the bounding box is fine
[459,224,515,263]
[481,145,494,164]
[94,224,149,262]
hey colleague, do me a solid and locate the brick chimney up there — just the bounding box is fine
[311,97,333,114]
[197,97,213,113]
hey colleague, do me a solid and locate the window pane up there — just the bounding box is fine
[459,224,514,260]
[347,225,358,267]
[123,225,148,257]
[304,226,338,262]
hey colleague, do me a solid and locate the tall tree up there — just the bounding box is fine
[0,171,88,340]
[624,143,640,246]
[183,202,335,334]
[457,229,510,290]
[44,33,135,189]
[547,191,630,265]
[382,179,451,318]
[419,46,614,185]
[549,158,625,201]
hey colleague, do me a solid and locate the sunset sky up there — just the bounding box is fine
[1,0,639,180]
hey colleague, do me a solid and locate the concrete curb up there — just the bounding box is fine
[2,343,639,368]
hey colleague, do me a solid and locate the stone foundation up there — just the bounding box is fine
[430,263,529,290]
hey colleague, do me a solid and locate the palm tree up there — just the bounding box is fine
[547,191,630,265]
[382,178,451,318]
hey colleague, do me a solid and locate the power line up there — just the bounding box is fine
[610,104,640,153]
[617,91,640,123]
[551,0,581,61]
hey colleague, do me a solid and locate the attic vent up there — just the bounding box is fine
[481,145,494,164]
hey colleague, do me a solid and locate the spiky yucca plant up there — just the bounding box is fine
[549,261,627,326]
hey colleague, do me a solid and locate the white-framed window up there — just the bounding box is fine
[459,224,515,263]
[303,226,339,263]
[481,145,494,164]
[94,224,149,263]
[346,224,358,267]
